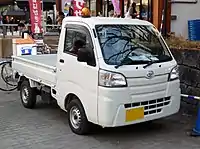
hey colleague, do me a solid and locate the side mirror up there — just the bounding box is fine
[77,48,90,63]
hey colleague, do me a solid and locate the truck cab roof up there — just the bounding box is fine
[62,16,153,28]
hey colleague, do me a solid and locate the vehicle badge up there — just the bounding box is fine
[146,70,154,79]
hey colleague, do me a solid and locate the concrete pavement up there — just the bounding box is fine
[0,89,200,149]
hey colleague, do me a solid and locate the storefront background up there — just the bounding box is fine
[124,0,152,21]
[62,0,73,16]
[60,0,152,22]
[86,0,96,16]
[57,0,171,33]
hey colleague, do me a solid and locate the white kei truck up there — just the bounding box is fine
[12,16,181,135]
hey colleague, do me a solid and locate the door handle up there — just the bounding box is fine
[59,59,64,63]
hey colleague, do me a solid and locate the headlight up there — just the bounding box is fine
[168,65,179,81]
[98,69,127,87]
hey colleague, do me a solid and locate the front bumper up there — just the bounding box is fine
[97,80,181,127]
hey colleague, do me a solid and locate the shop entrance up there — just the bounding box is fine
[137,0,153,22]
[99,0,153,23]
[124,0,153,22]
[101,0,114,17]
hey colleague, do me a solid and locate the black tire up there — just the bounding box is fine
[20,80,37,109]
[67,98,90,135]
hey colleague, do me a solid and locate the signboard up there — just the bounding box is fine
[73,0,85,16]
[28,0,43,34]
[16,44,37,56]
[62,0,73,16]
[111,0,121,15]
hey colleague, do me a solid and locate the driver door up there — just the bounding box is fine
[56,24,99,123]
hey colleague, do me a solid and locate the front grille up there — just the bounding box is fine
[124,97,171,116]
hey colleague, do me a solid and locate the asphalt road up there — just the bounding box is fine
[0,89,200,149]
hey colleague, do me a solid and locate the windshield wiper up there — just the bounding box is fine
[115,45,153,69]
[143,55,172,69]
[130,42,158,69]
[113,39,160,69]
[115,47,135,69]
[143,59,159,69]
[115,47,157,69]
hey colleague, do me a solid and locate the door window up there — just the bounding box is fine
[63,25,96,66]
[63,29,87,55]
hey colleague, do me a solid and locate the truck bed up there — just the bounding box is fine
[12,54,57,87]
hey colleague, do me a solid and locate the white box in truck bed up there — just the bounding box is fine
[12,54,57,87]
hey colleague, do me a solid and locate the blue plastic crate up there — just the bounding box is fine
[189,37,200,41]
[189,25,200,28]
[189,31,200,33]
[189,38,200,41]
[188,25,200,29]
[189,32,200,35]
[188,29,200,32]
[188,20,200,23]
[188,23,200,26]
[188,19,200,41]
[189,34,200,37]
[188,22,200,25]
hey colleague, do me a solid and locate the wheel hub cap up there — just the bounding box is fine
[22,87,29,103]
[70,106,81,129]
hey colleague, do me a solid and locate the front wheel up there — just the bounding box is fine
[20,80,37,109]
[67,98,90,135]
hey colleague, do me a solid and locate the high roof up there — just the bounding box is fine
[63,16,153,28]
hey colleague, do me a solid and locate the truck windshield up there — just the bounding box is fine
[95,25,172,66]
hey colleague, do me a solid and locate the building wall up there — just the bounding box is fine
[171,2,200,39]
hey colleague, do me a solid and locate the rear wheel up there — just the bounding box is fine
[20,80,37,109]
[67,97,90,135]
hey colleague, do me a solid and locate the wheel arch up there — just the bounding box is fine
[65,93,82,110]
[17,75,39,90]
[64,93,89,120]
[17,76,27,91]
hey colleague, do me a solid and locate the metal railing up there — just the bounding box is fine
[0,24,61,38]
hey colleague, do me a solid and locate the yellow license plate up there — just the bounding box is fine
[125,107,144,122]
